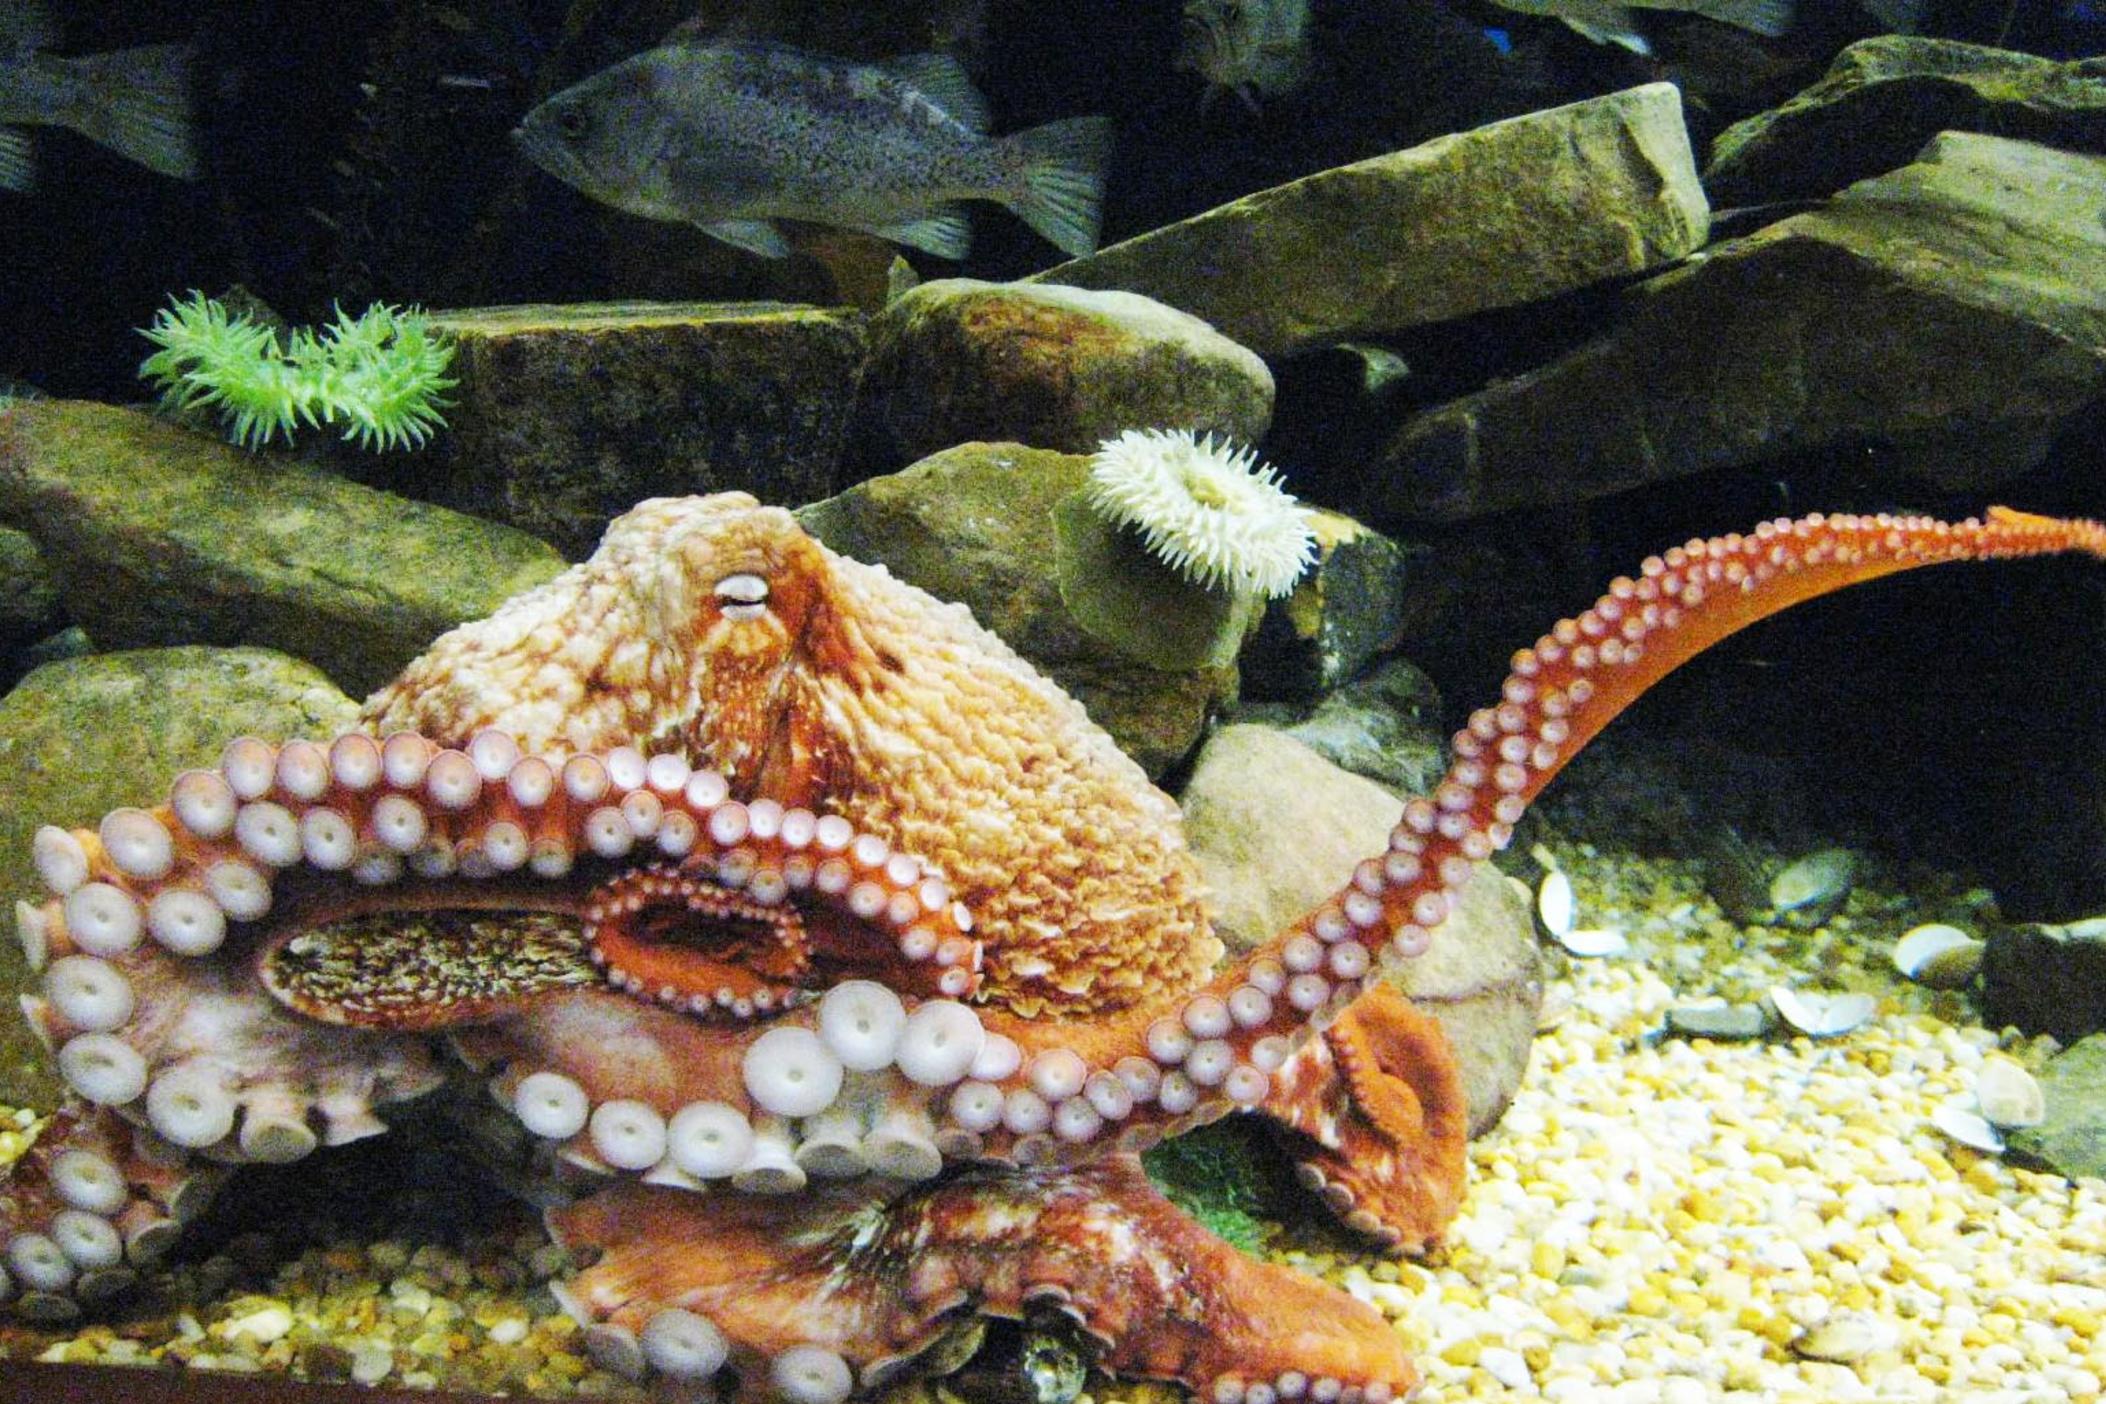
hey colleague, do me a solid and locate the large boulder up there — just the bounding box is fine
[1365,132,2106,524]
[1982,916,2106,1045]
[2006,1035,2106,1181]
[1239,509,1429,703]
[1707,38,2106,204]
[797,443,1245,777]
[854,279,1273,472]
[0,648,359,1104]
[427,301,869,558]
[0,524,60,655]
[1180,723,1542,1136]
[1029,83,1709,357]
[0,401,565,696]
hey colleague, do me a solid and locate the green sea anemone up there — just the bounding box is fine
[139,293,456,451]
[1084,427,1316,599]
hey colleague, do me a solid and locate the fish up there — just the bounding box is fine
[512,35,1110,262]
[0,1,198,191]
[1488,0,1795,53]
[1175,0,1314,113]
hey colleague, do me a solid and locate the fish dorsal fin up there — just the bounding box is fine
[882,53,991,132]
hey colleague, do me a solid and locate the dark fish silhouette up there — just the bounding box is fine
[0,1,197,191]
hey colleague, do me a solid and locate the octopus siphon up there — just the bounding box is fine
[2,492,2101,1402]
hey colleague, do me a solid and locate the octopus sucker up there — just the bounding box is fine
[4,494,2104,1401]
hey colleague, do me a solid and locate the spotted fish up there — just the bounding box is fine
[513,35,1110,262]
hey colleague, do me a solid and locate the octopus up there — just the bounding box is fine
[2,492,2102,1402]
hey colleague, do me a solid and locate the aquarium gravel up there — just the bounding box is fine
[3,845,2101,1404]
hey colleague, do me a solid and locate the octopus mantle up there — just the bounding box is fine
[4,493,2103,1404]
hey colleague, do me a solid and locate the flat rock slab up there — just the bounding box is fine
[854,279,1272,470]
[428,301,868,558]
[0,401,566,695]
[1707,37,2106,205]
[1371,131,2106,523]
[0,647,358,1104]
[1029,82,1708,357]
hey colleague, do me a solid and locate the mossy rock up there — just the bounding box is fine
[0,400,565,696]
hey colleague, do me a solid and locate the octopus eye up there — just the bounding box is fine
[715,573,770,620]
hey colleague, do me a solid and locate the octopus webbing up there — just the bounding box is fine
[3,493,2103,1403]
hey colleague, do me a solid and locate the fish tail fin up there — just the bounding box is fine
[1688,0,1796,36]
[1001,114,1111,259]
[0,127,31,190]
[1859,0,1926,31]
[60,42,199,180]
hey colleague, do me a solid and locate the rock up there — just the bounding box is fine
[0,401,566,696]
[0,647,359,1104]
[1179,723,1542,1135]
[796,443,1240,777]
[1240,510,1430,702]
[427,301,868,558]
[1982,915,2106,1044]
[1029,83,1708,357]
[854,279,1273,471]
[1707,38,2106,205]
[1665,1002,1771,1041]
[1369,132,2106,523]
[2006,1034,2106,1180]
[0,524,61,651]
[1233,657,1449,800]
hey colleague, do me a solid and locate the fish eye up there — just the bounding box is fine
[556,107,590,138]
[715,573,769,620]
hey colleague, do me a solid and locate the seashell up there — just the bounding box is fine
[1791,1310,1899,1363]
[1768,986,1874,1038]
[1892,923,1984,989]
[1932,1101,2006,1154]
[1557,927,1628,959]
[1975,1056,2045,1130]
[1769,848,1856,923]
[1536,870,1576,940]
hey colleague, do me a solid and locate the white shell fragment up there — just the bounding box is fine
[1975,1056,2045,1130]
[1557,927,1629,959]
[1792,1310,1900,1363]
[1891,923,1985,990]
[1932,1101,2006,1154]
[1768,986,1875,1038]
[1536,869,1576,939]
[1769,848,1856,920]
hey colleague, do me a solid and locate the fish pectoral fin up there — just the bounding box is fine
[0,127,32,191]
[696,217,795,258]
[881,53,992,132]
[1561,9,1652,51]
[854,207,973,261]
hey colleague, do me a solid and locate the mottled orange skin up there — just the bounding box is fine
[364,494,1222,1021]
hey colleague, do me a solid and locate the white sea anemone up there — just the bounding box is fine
[1084,428,1315,599]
